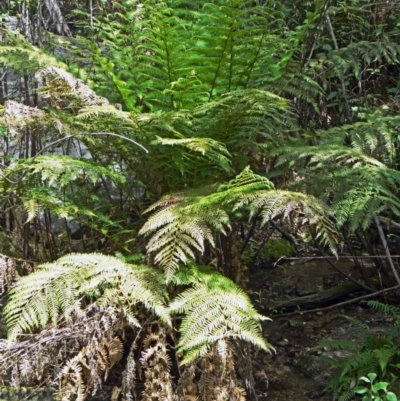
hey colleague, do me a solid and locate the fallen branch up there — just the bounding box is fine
[273,284,400,316]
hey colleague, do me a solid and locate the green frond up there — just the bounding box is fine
[6,155,126,222]
[274,145,386,170]
[169,266,273,364]
[344,316,370,340]
[366,300,400,315]
[141,167,337,276]
[316,339,360,353]
[4,262,84,339]
[0,28,66,72]
[140,196,228,277]
[152,136,232,173]
[22,155,125,187]
[4,253,170,339]
[36,66,109,107]
[340,350,377,379]
[77,105,133,121]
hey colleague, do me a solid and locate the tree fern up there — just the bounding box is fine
[140,167,337,277]
[3,253,273,374]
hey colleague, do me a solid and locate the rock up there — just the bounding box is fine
[276,339,290,347]
[293,354,332,386]
[288,319,303,328]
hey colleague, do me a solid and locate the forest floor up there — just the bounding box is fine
[250,258,398,401]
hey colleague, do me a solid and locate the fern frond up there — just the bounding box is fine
[7,155,126,222]
[169,266,273,364]
[0,28,66,72]
[366,300,399,315]
[340,350,377,379]
[36,66,109,108]
[316,339,360,353]
[152,136,232,173]
[141,167,337,276]
[4,253,170,340]
[4,262,84,339]
[344,316,371,341]
[22,155,125,187]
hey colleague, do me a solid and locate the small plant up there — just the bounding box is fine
[317,312,400,400]
[354,373,397,401]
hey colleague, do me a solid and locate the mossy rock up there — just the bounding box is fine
[261,238,295,261]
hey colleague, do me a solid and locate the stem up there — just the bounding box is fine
[316,243,374,292]
[326,13,351,123]
[240,217,258,254]
[250,226,275,266]
[275,283,400,317]
[374,215,400,285]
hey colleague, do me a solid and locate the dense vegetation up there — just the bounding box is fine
[0,0,400,400]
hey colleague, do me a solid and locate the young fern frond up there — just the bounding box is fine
[169,265,273,364]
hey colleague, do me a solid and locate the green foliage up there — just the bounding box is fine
[140,167,337,278]
[354,373,398,401]
[317,312,400,400]
[3,253,272,363]
[2,0,400,398]
[272,109,400,232]
[170,264,273,363]
[3,253,170,339]
[0,28,66,72]
[2,155,126,222]
[81,0,283,111]
[54,0,295,190]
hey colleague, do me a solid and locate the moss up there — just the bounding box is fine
[261,238,295,261]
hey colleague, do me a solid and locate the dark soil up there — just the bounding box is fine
[250,258,397,401]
